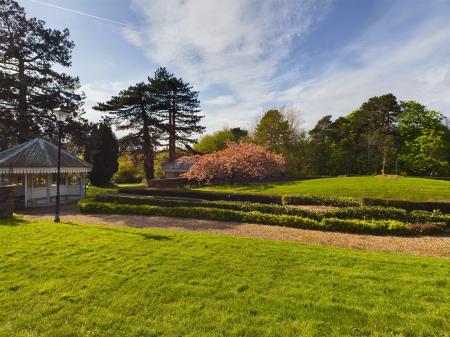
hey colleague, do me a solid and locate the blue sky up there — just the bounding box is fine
[21,0,450,132]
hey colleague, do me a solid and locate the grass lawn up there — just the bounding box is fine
[87,183,147,196]
[1,218,449,336]
[196,176,450,202]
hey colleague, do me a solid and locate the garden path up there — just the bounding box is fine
[23,205,450,258]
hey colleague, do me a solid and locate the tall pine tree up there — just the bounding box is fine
[149,67,204,162]
[93,83,160,182]
[0,0,85,149]
[84,120,119,186]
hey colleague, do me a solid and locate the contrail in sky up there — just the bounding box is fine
[29,0,128,26]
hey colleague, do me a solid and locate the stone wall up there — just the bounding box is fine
[0,186,14,219]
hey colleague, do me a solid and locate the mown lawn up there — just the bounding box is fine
[196,176,450,202]
[0,218,449,337]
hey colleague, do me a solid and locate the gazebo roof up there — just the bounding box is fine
[163,159,193,172]
[0,138,92,174]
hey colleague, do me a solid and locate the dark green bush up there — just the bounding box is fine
[325,207,408,221]
[95,194,450,226]
[408,210,450,226]
[362,198,450,213]
[320,218,411,234]
[119,188,283,204]
[95,194,322,220]
[78,200,445,235]
[282,195,360,207]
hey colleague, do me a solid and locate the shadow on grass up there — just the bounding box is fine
[63,220,173,241]
[0,215,30,227]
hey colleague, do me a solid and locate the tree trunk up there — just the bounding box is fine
[168,107,177,162]
[140,94,154,184]
[142,124,155,184]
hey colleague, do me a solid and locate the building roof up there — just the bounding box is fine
[163,159,193,172]
[0,138,92,174]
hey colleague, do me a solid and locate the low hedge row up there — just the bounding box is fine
[79,200,445,235]
[282,195,360,207]
[362,198,450,213]
[325,207,449,226]
[95,194,322,220]
[95,194,450,226]
[119,188,283,204]
[119,188,361,207]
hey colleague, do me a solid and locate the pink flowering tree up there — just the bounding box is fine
[178,142,285,184]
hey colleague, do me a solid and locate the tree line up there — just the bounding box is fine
[197,95,450,177]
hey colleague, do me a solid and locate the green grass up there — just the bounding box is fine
[196,176,450,202]
[1,218,449,336]
[87,183,146,196]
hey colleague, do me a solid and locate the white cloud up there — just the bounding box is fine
[128,0,331,131]
[125,0,450,132]
[277,5,450,127]
[204,95,236,106]
[80,80,135,122]
[121,26,144,47]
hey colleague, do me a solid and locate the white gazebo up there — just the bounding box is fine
[0,138,92,208]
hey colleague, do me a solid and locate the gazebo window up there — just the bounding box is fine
[0,174,8,186]
[32,174,48,187]
[67,173,81,185]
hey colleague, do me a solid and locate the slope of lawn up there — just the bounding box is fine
[1,218,449,337]
[196,176,450,202]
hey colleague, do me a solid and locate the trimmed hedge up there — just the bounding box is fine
[95,194,322,220]
[78,200,445,235]
[362,198,450,213]
[120,188,362,207]
[119,188,283,204]
[282,194,361,207]
[119,188,450,212]
[95,194,450,226]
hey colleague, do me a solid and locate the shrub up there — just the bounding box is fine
[320,218,412,234]
[95,194,321,220]
[362,198,450,213]
[180,142,285,183]
[119,188,283,204]
[78,200,445,235]
[408,210,450,226]
[97,194,450,227]
[325,207,408,221]
[282,195,360,207]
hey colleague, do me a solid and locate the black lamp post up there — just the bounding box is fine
[53,107,69,223]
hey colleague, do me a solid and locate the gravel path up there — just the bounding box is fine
[23,206,450,259]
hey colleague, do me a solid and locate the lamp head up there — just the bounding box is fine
[53,107,70,122]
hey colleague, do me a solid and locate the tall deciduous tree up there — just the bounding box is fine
[84,120,119,186]
[253,108,306,175]
[398,101,449,175]
[0,0,85,149]
[194,127,248,153]
[93,83,160,182]
[149,67,204,162]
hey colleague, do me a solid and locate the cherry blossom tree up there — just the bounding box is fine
[179,142,285,183]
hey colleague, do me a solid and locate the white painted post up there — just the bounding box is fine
[24,174,28,208]
[30,173,33,207]
[80,173,85,198]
